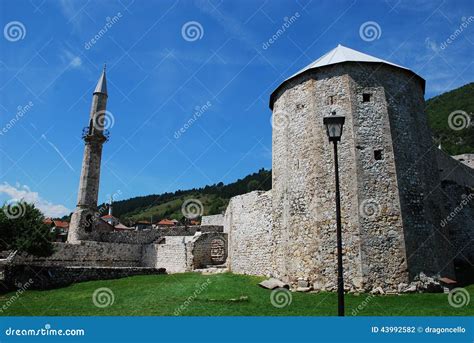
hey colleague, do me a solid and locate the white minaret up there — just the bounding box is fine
[68,66,109,243]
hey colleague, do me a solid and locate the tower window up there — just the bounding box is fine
[374,149,383,161]
[329,96,335,105]
[362,93,372,102]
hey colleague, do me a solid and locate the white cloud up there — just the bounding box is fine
[425,37,440,53]
[61,49,82,68]
[0,182,71,218]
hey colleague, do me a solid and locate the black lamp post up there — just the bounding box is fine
[323,113,346,317]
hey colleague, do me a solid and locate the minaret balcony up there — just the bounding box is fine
[81,127,110,143]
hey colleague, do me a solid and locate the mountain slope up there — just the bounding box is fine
[108,168,271,223]
[425,82,474,155]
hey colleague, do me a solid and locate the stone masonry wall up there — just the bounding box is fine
[436,149,474,188]
[436,149,474,266]
[201,214,224,226]
[14,241,143,267]
[143,236,195,273]
[271,69,365,291]
[90,225,223,244]
[2,265,165,291]
[370,66,454,280]
[224,191,273,276]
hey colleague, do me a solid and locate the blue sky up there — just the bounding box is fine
[0,0,473,217]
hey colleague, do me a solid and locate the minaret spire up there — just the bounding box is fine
[108,195,113,216]
[94,64,107,95]
[68,67,110,243]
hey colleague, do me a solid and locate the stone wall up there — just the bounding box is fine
[436,149,474,267]
[14,241,143,267]
[2,265,165,291]
[201,214,224,226]
[224,191,273,276]
[437,150,474,188]
[90,225,223,244]
[143,236,195,273]
[91,230,161,244]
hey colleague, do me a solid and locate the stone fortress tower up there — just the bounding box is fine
[269,44,453,291]
[68,66,109,243]
[224,44,471,293]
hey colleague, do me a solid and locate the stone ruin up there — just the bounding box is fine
[2,45,472,294]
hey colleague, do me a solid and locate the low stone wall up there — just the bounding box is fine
[201,214,224,226]
[160,225,223,236]
[435,150,474,267]
[436,149,474,188]
[441,182,474,265]
[90,225,223,244]
[224,191,273,276]
[90,230,162,244]
[1,265,165,291]
[14,241,143,267]
[143,236,195,273]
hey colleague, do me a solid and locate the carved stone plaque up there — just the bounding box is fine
[210,238,225,263]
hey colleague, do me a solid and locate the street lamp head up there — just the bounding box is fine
[323,114,345,142]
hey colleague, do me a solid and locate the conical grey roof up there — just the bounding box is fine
[270,44,424,109]
[94,65,107,95]
[289,44,409,79]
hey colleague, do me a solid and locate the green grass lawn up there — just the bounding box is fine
[1,273,472,316]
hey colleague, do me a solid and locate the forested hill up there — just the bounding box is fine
[425,82,474,155]
[104,168,271,223]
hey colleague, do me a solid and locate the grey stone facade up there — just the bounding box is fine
[224,191,273,276]
[436,149,474,266]
[201,214,224,226]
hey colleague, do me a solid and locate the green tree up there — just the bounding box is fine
[0,201,54,257]
[247,180,261,192]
